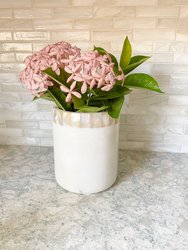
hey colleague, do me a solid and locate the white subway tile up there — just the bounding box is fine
[54,7,92,17]
[0,0,31,8]
[2,43,32,52]
[164,134,188,143]
[158,18,188,30]
[0,92,20,102]
[180,6,188,18]
[151,53,174,63]
[0,53,15,62]
[23,129,52,138]
[6,121,39,129]
[0,110,21,121]
[0,73,19,84]
[51,31,90,42]
[39,121,52,129]
[0,128,22,136]
[73,0,157,6]
[13,32,50,41]
[133,29,175,41]
[32,43,50,51]
[124,105,149,115]
[181,145,188,153]
[149,106,188,116]
[74,18,114,30]
[129,95,168,106]
[1,85,24,92]
[136,6,179,17]
[0,32,12,40]
[167,116,188,125]
[94,6,135,17]
[33,19,72,30]
[22,112,52,121]
[0,9,12,19]
[129,41,153,53]
[0,63,24,72]
[127,133,163,142]
[120,114,166,125]
[114,17,156,29]
[33,0,71,7]
[92,31,132,42]
[0,120,6,128]
[0,20,32,30]
[158,0,188,5]
[176,31,188,41]
[174,53,188,63]
[171,75,188,85]
[152,64,188,75]
[14,8,52,19]
[15,53,31,62]
[168,96,188,105]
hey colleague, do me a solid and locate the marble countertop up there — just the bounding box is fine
[0,145,188,250]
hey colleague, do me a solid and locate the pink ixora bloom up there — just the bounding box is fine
[19,41,81,96]
[63,51,125,94]
[60,81,81,102]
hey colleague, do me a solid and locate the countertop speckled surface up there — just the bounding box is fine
[0,145,188,250]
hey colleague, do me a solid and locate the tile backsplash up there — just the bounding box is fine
[0,0,188,153]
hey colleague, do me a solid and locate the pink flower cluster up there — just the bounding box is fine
[19,41,81,96]
[61,51,124,101]
[19,40,125,102]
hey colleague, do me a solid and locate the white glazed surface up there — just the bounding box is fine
[53,110,119,194]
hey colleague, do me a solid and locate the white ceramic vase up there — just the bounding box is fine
[53,108,119,194]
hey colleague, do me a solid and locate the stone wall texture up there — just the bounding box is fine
[0,0,188,152]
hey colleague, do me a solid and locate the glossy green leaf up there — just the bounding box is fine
[107,96,125,119]
[120,36,132,71]
[124,73,163,93]
[123,55,150,75]
[43,67,69,86]
[48,86,71,110]
[32,92,54,102]
[77,106,109,113]
[92,85,131,100]
[72,95,85,110]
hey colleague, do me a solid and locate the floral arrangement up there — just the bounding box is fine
[19,37,162,119]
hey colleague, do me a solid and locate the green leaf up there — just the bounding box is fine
[32,92,54,102]
[93,46,106,55]
[72,95,85,110]
[108,53,119,68]
[43,67,69,86]
[107,96,125,119]
[48,86,71,110]
[124,73,163,93]
[120,36,132,71]
[92,85,131,100]
[123,55,150,75]
[94,46,118,68]
[40,92,54,101]
[77,106,109,113]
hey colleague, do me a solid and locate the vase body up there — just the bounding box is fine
[52,108,119,194]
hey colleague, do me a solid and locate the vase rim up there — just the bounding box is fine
[53,107,108,115]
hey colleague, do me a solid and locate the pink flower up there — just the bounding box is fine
[63,51,124,94]
[19,41,81,96]
[60,81,81,102]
